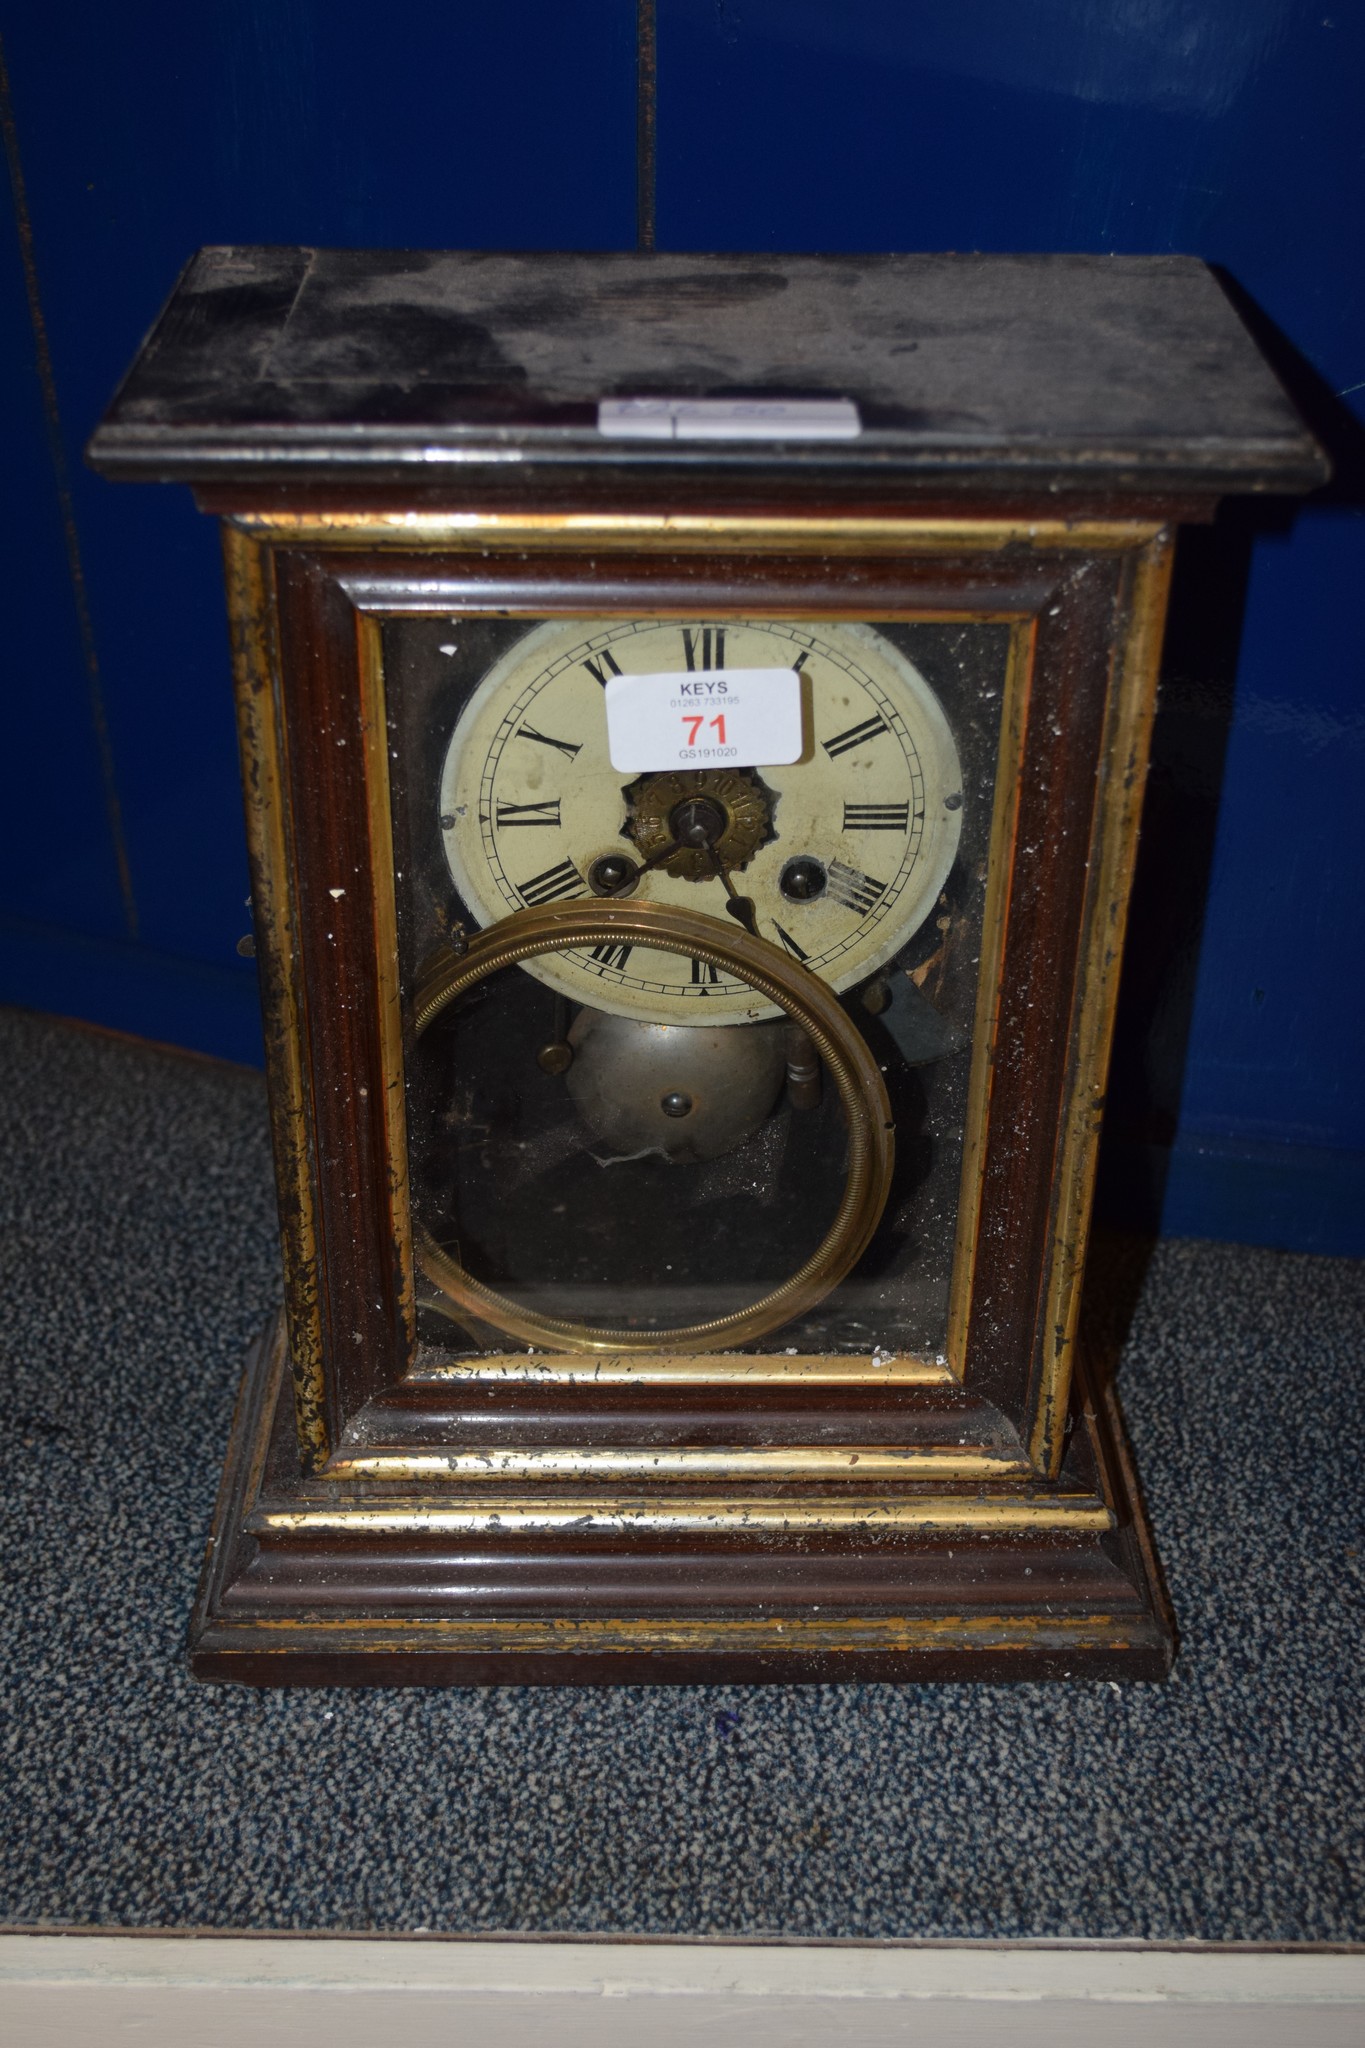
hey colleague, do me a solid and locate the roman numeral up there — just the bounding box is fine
[823,714,890,760]
[826,860,887,916]
[495,799,561,828]
[582,649,623,687]
[773,923,809,961]
[516,859,585,906]
[682,627,726,671]
[588,941,634,972]
[517,724,580,759]
[690,956,721,984]
[843,801,909,831]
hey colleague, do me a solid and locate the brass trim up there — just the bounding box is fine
[944,614,1036,1378]
[326,1445,1030,1481]
[224,509,1166,556]
[355,615,417,1354]
[409,1351,954,1385]
[231,516,1173,1430]
[222,528,328,1468]
[1028,530,1176,1475]
[204,1611,1142,1654]
[253,1493,1111,1535]
[414,899,895,1353]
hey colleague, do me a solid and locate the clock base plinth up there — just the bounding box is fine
[189,1316,1174,1686]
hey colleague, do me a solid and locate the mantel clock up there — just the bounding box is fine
[90,250,1324,1683]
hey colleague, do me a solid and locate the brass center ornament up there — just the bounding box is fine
[624,767,774,882]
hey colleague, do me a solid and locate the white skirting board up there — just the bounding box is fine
[2,1935,1363,2047]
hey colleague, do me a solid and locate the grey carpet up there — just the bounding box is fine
[0,1005,1361,1940]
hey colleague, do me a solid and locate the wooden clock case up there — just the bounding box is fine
[89,251,1325,1685]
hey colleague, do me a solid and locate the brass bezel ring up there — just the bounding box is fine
[412,900,895,1354]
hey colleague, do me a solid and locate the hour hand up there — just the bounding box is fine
[644,791,760,935]
[703,842,759,937]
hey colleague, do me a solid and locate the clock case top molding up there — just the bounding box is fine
[89,251,1325,1685]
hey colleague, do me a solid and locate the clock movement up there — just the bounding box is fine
[89,250,1324,1683]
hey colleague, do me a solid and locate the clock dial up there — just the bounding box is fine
[440,619,963,1025]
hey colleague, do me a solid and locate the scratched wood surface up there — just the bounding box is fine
[87,250,1325,495]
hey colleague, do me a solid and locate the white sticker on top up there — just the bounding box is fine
[598,397,861,441]
[605,668,803,774]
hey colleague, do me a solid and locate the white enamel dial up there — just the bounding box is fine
[439,618,963,1025]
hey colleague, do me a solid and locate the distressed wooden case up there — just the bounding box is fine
[88,251,1325,1683]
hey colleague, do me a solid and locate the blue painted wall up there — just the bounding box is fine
[2,2,1361,1252]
